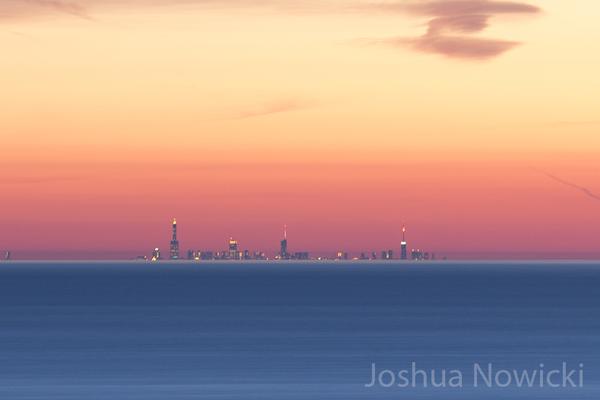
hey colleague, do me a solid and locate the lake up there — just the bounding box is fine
[0,261,598,399]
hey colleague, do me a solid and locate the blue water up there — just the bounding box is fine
[0,261,598,399]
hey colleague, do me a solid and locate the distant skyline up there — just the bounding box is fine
[1,1,600,259]
[4,218,600,260]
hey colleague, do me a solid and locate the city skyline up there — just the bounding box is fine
[3,213,600,260]
[4,213,600,261]
[152,221,430,261]
[2,218,435,261]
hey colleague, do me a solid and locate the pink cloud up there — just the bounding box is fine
[373,0,541,60]
[0,0,90,20]
[0,0,332,21]
[427,14,490,34]
[408,35,518,59]
[235,98,313,119]
[399,0,540,16]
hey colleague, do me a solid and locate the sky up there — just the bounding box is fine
[1,0,600,259]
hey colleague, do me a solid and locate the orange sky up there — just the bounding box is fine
[1,1,600,259]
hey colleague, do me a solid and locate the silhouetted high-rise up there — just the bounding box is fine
[170,218,180,260]
[228,237,240,259]
[401,225,407,260]
[280,225,289,259]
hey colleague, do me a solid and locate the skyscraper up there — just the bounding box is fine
[280,225,288,260]
[411,249,424,261]
[151,247,161,261]
[187,250,199,260]
[401,225,407,260]
[228,237,239,260]
[170,218,180,260]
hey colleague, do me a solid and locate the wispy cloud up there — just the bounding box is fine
[27,0,89,18]
[536,169,600,202]
[395,0,540,16]
[370,0,541,60]
[234,98,313,120]
[0,0,342,21]
[379,35,518,59]
[0,0,91,20]
[1,0,541,61]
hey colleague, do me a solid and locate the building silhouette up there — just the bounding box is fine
[151,247,161,261]
[280,225,289,259]
[293,252,309,260]
[142,218,434,262]
[187,250,200,260]
[401,225,407,260]
[228,237,240,260]
[411,249,424,261]
[170,218,180,260]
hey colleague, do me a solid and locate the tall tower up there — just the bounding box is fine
[280,224,288,259]
[400,225,407,260]
[170,218,180,260]
[228,237,240,259]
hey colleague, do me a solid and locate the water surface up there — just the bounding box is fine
[0,261,598,399]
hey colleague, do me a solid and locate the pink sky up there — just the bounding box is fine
[1,1,600,259]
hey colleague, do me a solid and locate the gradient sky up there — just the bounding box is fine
[1,0,600,259]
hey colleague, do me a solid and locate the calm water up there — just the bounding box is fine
[0,261,599,399]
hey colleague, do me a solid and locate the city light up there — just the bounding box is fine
[146,219,438,262]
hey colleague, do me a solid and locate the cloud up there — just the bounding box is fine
[1,0,540,61]
[427,14,491,34]
[383,35,518,59]
[0,0,91,20]
[397,0,540,16]
[27,0,89,17]
[371,0,541,60]
[0,0,341,21]
[536,169,600,202]
[235,98,313,120]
